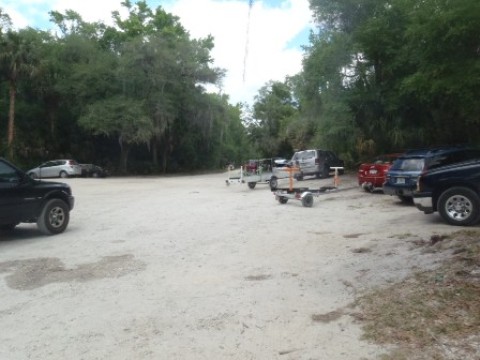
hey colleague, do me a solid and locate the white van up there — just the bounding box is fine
[291,149,344,180]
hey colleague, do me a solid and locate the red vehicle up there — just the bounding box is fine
[357,153,403,192]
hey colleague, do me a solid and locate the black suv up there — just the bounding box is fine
[0,158,74,235]
[414,159,480,226]
[383,146,480,202]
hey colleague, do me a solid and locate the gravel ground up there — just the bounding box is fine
[0,171,462,359]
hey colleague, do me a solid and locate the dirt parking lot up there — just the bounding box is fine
[0,172,463,359]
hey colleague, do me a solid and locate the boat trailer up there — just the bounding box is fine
[273,167,344,207]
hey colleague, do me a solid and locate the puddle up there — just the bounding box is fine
[0,254,146,290]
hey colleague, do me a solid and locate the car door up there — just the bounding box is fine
[42,161,59,178]
[0,161,35,224]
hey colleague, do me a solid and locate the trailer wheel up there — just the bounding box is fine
[278,196,288,204]
[248,182,256,189]
[269,177,278,190]
[302,193,314,207]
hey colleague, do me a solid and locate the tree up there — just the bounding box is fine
[79,96,153,173]
[0,28,44,159]
[250,81,298,157]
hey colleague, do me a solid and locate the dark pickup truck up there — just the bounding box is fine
[0,157,74,235]
[413,159,480,226]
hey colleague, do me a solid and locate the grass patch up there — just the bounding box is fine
[354,230,480,359]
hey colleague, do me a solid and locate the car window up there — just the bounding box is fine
[391,158,425,171]
[325,151,334,161]
[0,161,20,185]
[464,149,480,161]
[294,151,306,161]
[426,152,460,170]
[303,151,315,160]
[42,161,55,168]
[426,149,480,170]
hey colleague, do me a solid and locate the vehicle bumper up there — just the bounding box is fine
[358,177,384,188]
[383,185,416,197]
[413,195,434,214]
[68,195,75,211]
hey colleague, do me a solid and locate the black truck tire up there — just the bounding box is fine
[37,199,70,235]
[437,187,480,226]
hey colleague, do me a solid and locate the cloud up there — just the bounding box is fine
[3,0,313,106]
[166,0,312,105]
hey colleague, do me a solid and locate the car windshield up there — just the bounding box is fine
[390,158,425,171]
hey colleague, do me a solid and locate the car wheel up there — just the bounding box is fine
[59,171,68,178]
[37,199,70,235]
[362,183,374,193]
[29,172,37,179]
[398,195,413,203]
[302,193,314,207]
[438,187,480,226]
[269,177,278,190]
[92,172,99,178]
[278,196,288,204]
[247,182,256,189]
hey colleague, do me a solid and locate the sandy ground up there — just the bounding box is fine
[0,171,465,359]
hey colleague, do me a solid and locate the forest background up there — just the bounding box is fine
[0,0,479,174]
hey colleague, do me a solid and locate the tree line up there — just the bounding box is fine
[0,1,252,173]
[1,0,479,173]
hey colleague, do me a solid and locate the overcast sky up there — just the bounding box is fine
[2,0,314,106]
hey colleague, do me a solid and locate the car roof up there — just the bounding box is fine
[400,145,469,159]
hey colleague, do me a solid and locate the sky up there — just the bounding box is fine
[2,0,314,106]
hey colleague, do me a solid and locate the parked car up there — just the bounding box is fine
[414,159,480,226]
[80,164,108,178]
[384,146,480,202]
[291,149,344,180]
[357,153,402,192]
[0,157,74,235]
[27,159,82,179]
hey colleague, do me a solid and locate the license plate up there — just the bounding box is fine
[396,177,405,184]
[369,169,378,175]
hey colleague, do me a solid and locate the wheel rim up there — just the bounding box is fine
[444,194,473,222]
[49,206,66,229]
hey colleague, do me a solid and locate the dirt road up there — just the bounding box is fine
[0,172,460,359]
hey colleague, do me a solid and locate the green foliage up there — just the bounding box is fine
[2,0,478,170]
[249,80,298,157]
[0,1,249,173]
[297,0,480,162]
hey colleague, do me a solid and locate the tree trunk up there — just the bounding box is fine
[161,144,168,173]
[118,136,130,174]
[7,80,16,159]
[151,135,158,168]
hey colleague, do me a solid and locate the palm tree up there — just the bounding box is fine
[0,28,41,159]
